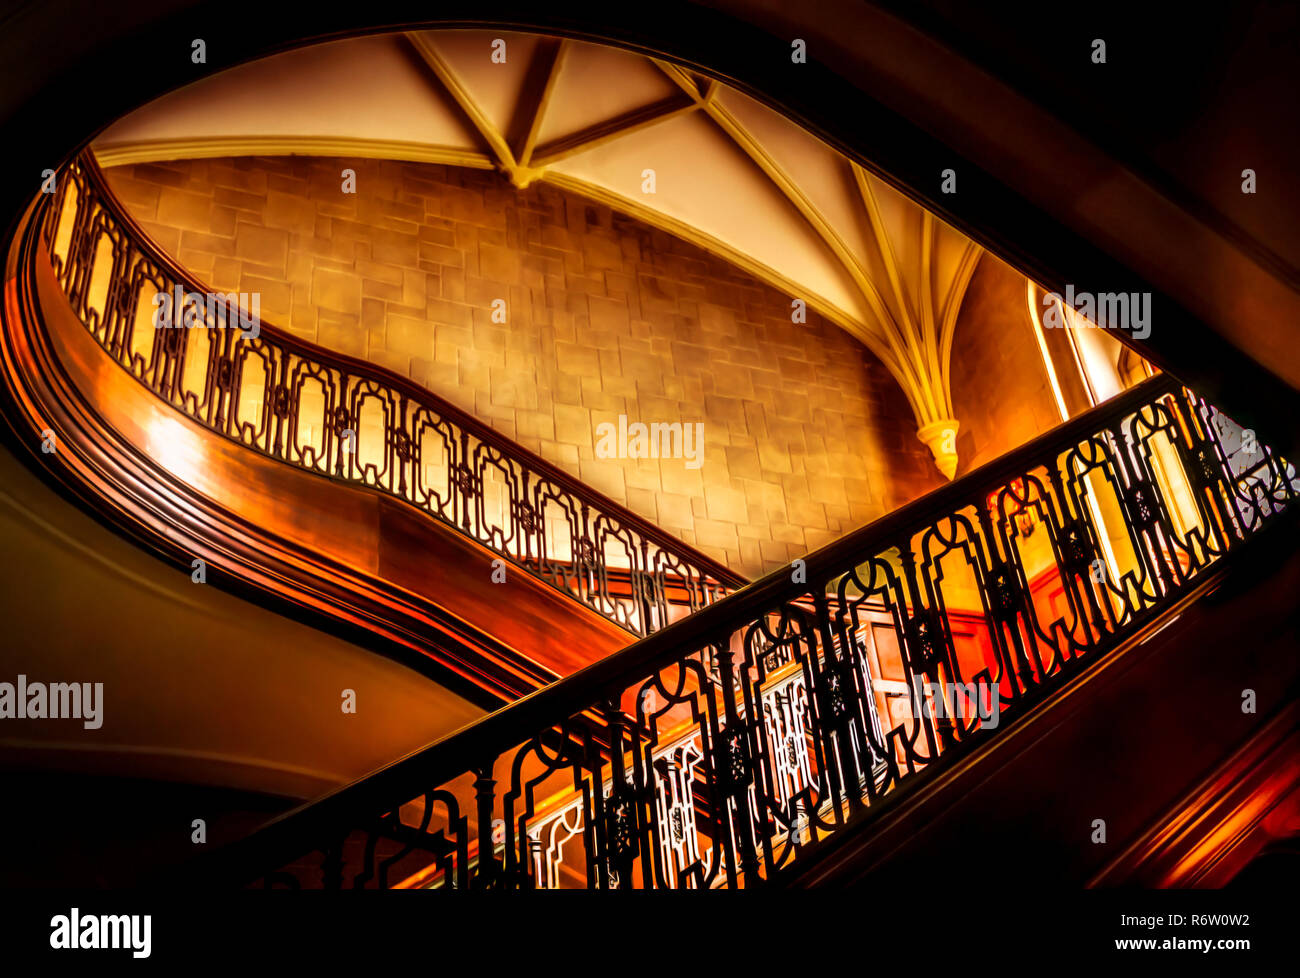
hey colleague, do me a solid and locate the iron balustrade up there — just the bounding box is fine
[40,153,743,638]
[178,366,1295,888]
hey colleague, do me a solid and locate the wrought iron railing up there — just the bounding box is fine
[181,369,1295,888]
[40,153,743,636]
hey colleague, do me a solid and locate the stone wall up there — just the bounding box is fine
[950,253,1062,478]
[103,155,1046,576]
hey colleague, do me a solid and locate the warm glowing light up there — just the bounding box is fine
[1025,282,1122,580]
[147,416,205,487]
[1025,280,1069,423]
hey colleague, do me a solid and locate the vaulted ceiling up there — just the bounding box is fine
[94,29,988,477]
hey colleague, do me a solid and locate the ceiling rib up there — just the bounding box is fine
[855,163,935,416]
[530,95,700,169]
[514,39,567,170]
[406,33,519,175]
[647,59,927,408]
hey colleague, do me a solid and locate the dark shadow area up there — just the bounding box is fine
[0,772,293,887]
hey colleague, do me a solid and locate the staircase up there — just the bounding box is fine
[5,154,1297,890]
[4,153,744,706]
[173,375,1297,889]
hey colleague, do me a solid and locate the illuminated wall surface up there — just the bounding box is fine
[1,14,1296,912]
[100,155,1074,577]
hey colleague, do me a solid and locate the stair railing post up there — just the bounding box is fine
[473,761,498,889]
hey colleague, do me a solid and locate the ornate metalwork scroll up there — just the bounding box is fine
[195,362,1294,889]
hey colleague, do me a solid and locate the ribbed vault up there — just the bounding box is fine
[95,29,985,477]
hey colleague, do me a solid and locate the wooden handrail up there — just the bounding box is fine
[178,368,1297,887]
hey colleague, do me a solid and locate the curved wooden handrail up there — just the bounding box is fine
[42,153,744,640]
[8,155,1296,890]
[2,198,588,704]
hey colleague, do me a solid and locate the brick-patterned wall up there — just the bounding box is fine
[104,156,965,576]
[950,253,1061,478]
